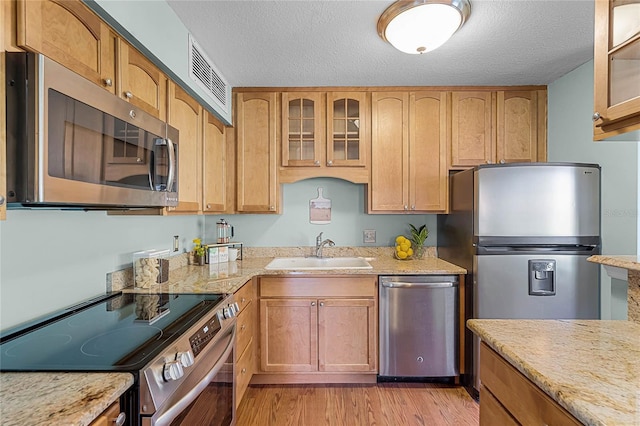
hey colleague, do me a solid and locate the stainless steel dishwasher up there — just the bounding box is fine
[379,275,458,378]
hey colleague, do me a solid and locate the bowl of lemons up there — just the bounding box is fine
[394,235,414,260]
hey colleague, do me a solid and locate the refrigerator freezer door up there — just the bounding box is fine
[474,254,600,319]
[475,164,600,238]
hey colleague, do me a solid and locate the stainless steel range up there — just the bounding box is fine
[0,292,237,426]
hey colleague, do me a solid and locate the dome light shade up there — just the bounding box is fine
[378,0,471,54]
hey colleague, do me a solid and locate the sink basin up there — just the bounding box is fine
[264,257,373,270]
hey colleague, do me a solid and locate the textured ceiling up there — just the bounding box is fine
[167,0,595,88]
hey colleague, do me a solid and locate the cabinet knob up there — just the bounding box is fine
[314,160,320,166]
[404,205,408,210]
[592,112,602,122]
[103,78,113,87]
[327,160,333,166]
[206,204,211,209]
[311,302,316,306]
[114,412,126,426]
[319,302,324,307]
[499,159,505,164]
[125,91,133,99]
[0,195,5,206]
[269,205,275,210]
[411,205,416,210]
[241,297,246,303]
[241,368,247,374]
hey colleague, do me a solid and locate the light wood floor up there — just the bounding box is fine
[236,383,479,426]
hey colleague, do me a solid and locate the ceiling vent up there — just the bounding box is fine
[188,34,230,115]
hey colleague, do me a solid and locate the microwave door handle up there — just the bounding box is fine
[148,146,156,190]
[166,137,176,192]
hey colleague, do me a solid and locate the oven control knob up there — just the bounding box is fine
[163,360,184,381]
[176,351,195,368]
[223,307,233,319]
[231,302,240,314]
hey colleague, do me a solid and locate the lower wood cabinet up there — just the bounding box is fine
[257,276,377,382]
[89,400,123,426]
[234,279,256,408]
[479,342,581,426]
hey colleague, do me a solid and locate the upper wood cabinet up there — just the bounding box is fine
[593,0,640,140]
[235,92,280,213]
[202,111,228,213]
[451,91,494,167]
[17,0,117,93]
[167,82,202,214]
[451,90,545,168]
[119,40,167,120]
[279,91,369,183]
[281,92,324,167]
[496,91,539,163]
[370,91,448,213]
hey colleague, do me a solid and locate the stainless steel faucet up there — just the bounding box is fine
[315,232,335,258]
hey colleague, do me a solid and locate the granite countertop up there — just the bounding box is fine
[124,253,467,294]
[1,248,465,425]
[587,254,640,272]
[467,319,640,426]
[0,372,133,426]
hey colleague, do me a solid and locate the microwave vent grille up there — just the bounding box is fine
[188,34,230,115]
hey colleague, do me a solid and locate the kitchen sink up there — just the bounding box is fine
[264,256,373,270]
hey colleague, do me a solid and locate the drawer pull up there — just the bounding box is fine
[241,324,246,330]
[241,368,247,374]
[114,412,126,426]
[241,297,246,303]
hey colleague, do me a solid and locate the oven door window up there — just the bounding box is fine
[169,349,234,426]
[47,89,171,191]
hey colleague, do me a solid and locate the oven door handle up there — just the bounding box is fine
[153,325,236,426]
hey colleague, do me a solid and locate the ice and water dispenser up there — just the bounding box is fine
[528,259,556,296]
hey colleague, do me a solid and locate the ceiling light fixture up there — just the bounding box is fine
[377,0,471,55]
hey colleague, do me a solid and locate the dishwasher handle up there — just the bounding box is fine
[381,281,456,289]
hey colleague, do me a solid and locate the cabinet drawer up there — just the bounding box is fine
[235,280,255,313]
[480,343,581,426]
[235,339,254,408]
[479,385,518,426]
[89,400,121,426]
[259,276,376,298]
[236,304,254,356]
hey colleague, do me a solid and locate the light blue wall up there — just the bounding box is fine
[547,60,637,320]
[204,178,437,248]
[0,211,202,330]
[83,0,232,124]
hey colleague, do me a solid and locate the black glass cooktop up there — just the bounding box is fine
[0,293,223,372]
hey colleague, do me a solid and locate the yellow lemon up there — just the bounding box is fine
[395,235,405,244]
[400,242,411,252]
[396,245,402,252]
[407,247,414,256]
[397,251,408,259]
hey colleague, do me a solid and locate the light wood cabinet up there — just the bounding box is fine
[451,90,545,167]
[257,276,377,380]
[235,92,279,213]
[118,40,167,120]
[593,0,640,140]
[370,91,448,213]
[451,91,494,167]
[17,0,117,94]
[279,91,369,183]
[202,111,228,213]
[479,342,581,426]
[89,400,123,426]
[167,82,202,214]
[234,280,256,408]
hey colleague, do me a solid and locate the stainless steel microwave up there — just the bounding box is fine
[6,52,179,209]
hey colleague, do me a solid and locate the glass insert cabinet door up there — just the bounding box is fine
[281,92,367,167]
[327,92,367,167]
[282,92,323,166]
[594,0,640,126]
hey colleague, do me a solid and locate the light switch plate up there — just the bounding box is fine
[363,229,376,243]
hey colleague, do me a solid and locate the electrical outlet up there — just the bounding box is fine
[363,229,376,244]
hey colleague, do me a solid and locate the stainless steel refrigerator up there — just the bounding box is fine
[437,163,601,396]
